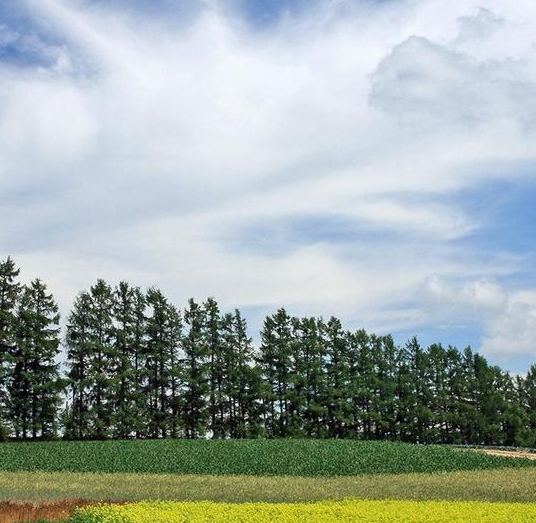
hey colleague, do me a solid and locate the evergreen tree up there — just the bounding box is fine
[258,308,293,437]
[458,348,487,444]
[371,334,399,440]
[229,309,263,437]
[204,297,226,438]
[291,316,326,437]
[478,363,508,445]
[143,288,182,438]
[427,344,455,443]
[64,280,115,439]
[0,256,21,438]
[443,346,466,444]
[520,365,536,446]
[8,279,62,439]
[351,328,376,440]
[499,371,531,447]
[399,337,434,443]
[166,301,183,439]
[63,291,92,439]
[112,282,147,439]
[322,317,352,438]
[182,298,208,438]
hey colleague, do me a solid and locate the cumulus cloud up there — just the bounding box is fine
[423,275,536,365]
[1,0,536,370]
[370,34,536,128]
[455,7,504,43]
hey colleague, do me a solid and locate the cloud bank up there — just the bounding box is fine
[1,0,536,371]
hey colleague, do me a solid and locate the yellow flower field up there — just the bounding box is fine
[71,499,536,523]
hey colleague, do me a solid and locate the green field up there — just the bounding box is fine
[0,439,532,477]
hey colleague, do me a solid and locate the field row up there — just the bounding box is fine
[2,468,536,503]
[69,499,536,523]
[0,439,533,476]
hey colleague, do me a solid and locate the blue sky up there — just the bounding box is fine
[1,0,536,373]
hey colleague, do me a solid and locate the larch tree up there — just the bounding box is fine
[182,298,208,439]
[291,316,326,437]
[0,256,21,438]
[112,282,147,439]
[8,279,62,439]
[144,287,182,438]
[64,280,115,439]
[258,308,293,437]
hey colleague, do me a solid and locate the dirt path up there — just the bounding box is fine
[477,449,536,461]
[0,499,105,523]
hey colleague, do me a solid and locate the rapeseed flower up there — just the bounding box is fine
[70,499,536,523]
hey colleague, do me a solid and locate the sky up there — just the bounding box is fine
[1,0,536,373]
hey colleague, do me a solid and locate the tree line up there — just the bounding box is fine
[1,256,535,445]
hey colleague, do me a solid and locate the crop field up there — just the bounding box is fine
[1,439,535,522]
[0,439,533,476]
[69,499,536,523]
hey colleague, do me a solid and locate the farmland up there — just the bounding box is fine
[1,439,536,522]
[0,438,533,476]
[70,499,536,523]
[3,467,536,504]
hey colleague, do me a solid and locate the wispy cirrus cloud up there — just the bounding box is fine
[1,0,536,371]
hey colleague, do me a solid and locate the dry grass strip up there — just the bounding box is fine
[2,468,536,505]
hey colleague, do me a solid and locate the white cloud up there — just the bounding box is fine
[0,78,97,167]
[480,291,536,358]
[456,7,504,44]
[1,0,536,369]
[370,35,536,129]
[423,275,536,361]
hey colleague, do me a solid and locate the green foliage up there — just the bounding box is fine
[0,256,22,431]
[8,279,62,440]
[0,439,533,477]
[2,256,536,448]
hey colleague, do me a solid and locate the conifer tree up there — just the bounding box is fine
[458,348,487,444]
[204,297,225,438]
[0,256,21,438]
[291,316,326,437]
[498,371,530,446]
[64,280,115,439]
[112,282,147,438]
[8,279,62,439]
[144,288,182,438]
[519,365,536,446]
[258,308,293,437]
[182,298,208,438]
[221,309,262,438]
[63,291,92,439]
[322,317,351,438]
[351,328,376,440]
[371,334,399,440]
[426,343,450,443]
[396,337,433,443]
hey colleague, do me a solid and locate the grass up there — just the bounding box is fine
[2,467,536,503]
[0,439,533,476]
